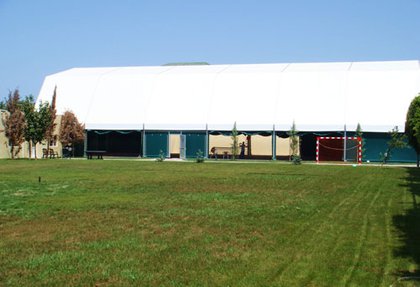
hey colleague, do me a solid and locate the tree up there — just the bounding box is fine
[45,87,57,157]
[35,102,53,157]
[4,90,26,159]
[20,95,37,159]
[287,121,301,164]
[20,96,51,159]
[231,122,239,160]
[355,123,366,161]
[59,110,84,157]
[405,94,420,167]
[380,126,407,164]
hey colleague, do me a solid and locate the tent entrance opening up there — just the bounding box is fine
[169,134,186,159]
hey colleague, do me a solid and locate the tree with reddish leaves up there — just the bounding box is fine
[3,90,26,159]
[59,110,84,157]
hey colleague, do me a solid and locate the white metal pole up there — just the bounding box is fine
[272,124,276,161]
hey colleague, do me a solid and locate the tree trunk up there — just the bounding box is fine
[10,145,14,159]
[28,141,32,159]
[34,142,37,159]
[46,138,50,159]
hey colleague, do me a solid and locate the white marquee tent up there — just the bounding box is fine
[37,60,420,132]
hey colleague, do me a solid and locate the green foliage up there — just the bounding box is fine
[196,149,205,163]
[45,87,57,152]
[156,150,166,162]
[405,94,420,167]
[287,121,300,164]
[0,99,6,110]
[37,102,52,144]
[380,126,407,164]
[20,96,51,158]
[20,96,37,158]
[231,122,239,160]
[291,154,302,165]
[355,123,366,161]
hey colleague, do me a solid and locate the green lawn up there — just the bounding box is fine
[0,160,419,286]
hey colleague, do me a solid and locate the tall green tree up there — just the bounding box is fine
[4,90,26,159]
[355,123,366,161]
[287,121,301,164]
[405,94,420,167]
[45,87,57,156]
[20,95,37,159]
[231,122,239,160]
[20,96,51,159]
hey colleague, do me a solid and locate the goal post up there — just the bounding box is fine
[316,136,362,164]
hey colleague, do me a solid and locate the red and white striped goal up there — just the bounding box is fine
[316,136,362,164]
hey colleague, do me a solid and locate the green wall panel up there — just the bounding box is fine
[145,132,168,158]
[185,132,206,158]
[363,133,416,163]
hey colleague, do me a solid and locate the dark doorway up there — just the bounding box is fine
[300,134,317,160]
[87,130,142,157]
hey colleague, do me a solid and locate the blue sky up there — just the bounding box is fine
[1,0,420,101]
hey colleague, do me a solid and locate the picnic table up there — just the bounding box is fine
[86,150,106,159]
[210,146,231,159]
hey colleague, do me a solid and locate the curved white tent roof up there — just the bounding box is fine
[37,60,420,132]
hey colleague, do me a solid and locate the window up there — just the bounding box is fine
[49,136,58,147]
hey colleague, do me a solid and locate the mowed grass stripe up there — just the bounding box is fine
[340,184,382,287]
[271,177,372,286]
[0,160,418,286]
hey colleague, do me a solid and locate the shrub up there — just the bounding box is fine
[196,149,205,163]
[156,150,166,162]
[291,154,302,165]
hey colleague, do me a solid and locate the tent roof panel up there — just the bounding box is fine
[36,60,420,132]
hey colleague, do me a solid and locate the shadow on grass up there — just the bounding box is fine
[246,173,322,177]
[393,167,420,283]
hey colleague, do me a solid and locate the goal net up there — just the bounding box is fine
[316,137,362,164]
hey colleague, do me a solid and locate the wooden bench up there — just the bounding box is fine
[42,148,59,159]
[86,150,106,159]
[210,146,232,159]
[42,148,48,159]
[49,148,59,159]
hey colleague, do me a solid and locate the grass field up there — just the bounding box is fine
[0,160,419,286]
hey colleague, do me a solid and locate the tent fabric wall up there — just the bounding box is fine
[37,60,420,133]
[185,132,206,158]
[145,132,168,158]
[36,60,420,162]
[363,133,417,163]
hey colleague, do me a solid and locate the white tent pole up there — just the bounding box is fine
[205,124,209,159]
[272,124,276,161]
[142,124,146,157]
